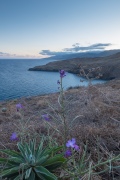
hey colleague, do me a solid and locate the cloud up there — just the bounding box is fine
[0,52,22,59]
[0,51,41,59]
[40,50,69,56]
[39,43,112,56]
[63,43,112,52]
[0,52,11,56]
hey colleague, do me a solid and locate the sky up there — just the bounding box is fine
[0,0,120,59]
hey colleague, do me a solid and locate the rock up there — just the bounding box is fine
[1,107,7,113]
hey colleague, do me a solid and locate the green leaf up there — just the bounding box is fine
[30,139,36,156]
[43,155,66,171]
[35,166,57,180]
[0,149,25,163]
[2,172,21,180]
[0,166,20,177]
[25,142,32,156]
[21,142,32,162]
[36,155,49,165]
[35,140,44,159]
[0,164,29,178]
[0,157,19,166]
[14,173,24,180]
[79,144,87,172]
[10,157,25,164]
[42,146,63,156]
[17,142,27,160]
[28,170,35,180]
[25,168,32,179]
[43,154,65,166]
[0,149,20,157]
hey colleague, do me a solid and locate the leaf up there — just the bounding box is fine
[0,157,19,166]
[35,139,44,159]
[2,172,21,179]
[25,168,32,179]
[41,146,63,158]
[35,166,57,180]
[79,144,88,171]
[46,146,63,156]
[42,155,66,170]
[17,142,28,161]
[0,164,29,179]
[14,173,25,180]
[36,155,49,165]
[28,170,35,180]
[0,149,20,157]
[10,157,25,164]
[0,166,20,178]
[24,143,32,160]
[30,139,36,156]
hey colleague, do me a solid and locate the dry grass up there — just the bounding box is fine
[0,79,120,179]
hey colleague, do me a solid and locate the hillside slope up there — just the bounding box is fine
[29,52,120,80]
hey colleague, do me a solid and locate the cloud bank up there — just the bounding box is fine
[40,43,112,56]
[0,43,112,58]
[0,52,12,57]
[0,52,40,59]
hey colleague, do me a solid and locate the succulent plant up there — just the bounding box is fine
[0,139,66,180]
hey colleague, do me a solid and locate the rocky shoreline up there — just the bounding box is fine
[29,52,120,80]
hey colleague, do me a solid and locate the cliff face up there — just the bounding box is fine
[29,52,120,80]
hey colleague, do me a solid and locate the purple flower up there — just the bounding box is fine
[42,114,50,121]
[60,70,66,78]
[66,138,80,151]
[16,103,23,111]
[10,132,18,141]
[66,138,76,148]
[64,149,72,158]
[57,80,60,84]
[74,144,80,151]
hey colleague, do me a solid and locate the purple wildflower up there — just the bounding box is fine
[74,144,80,151]
[10,132,18,141]
[64,149,72,158]
[16,103,23,111]
[66,138,76,148]
[59,70,66,78]
[42,114,50,121]
[66,138,80,151]
[57,80,60,84]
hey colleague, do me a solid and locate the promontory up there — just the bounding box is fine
[29,52,120,80]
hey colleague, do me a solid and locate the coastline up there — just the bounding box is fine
[28,52,120,80]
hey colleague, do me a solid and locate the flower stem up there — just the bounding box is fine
[60,77,67,149]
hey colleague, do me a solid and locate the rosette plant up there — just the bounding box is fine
[0,139,66,180]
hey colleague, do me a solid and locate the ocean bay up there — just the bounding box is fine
[0,59,106,101]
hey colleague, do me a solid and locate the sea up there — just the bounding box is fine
[0,59,106,101]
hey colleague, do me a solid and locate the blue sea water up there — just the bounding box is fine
[0,59,106,101]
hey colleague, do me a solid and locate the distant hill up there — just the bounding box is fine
[29,52,120,80]
[41,49,120,60]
